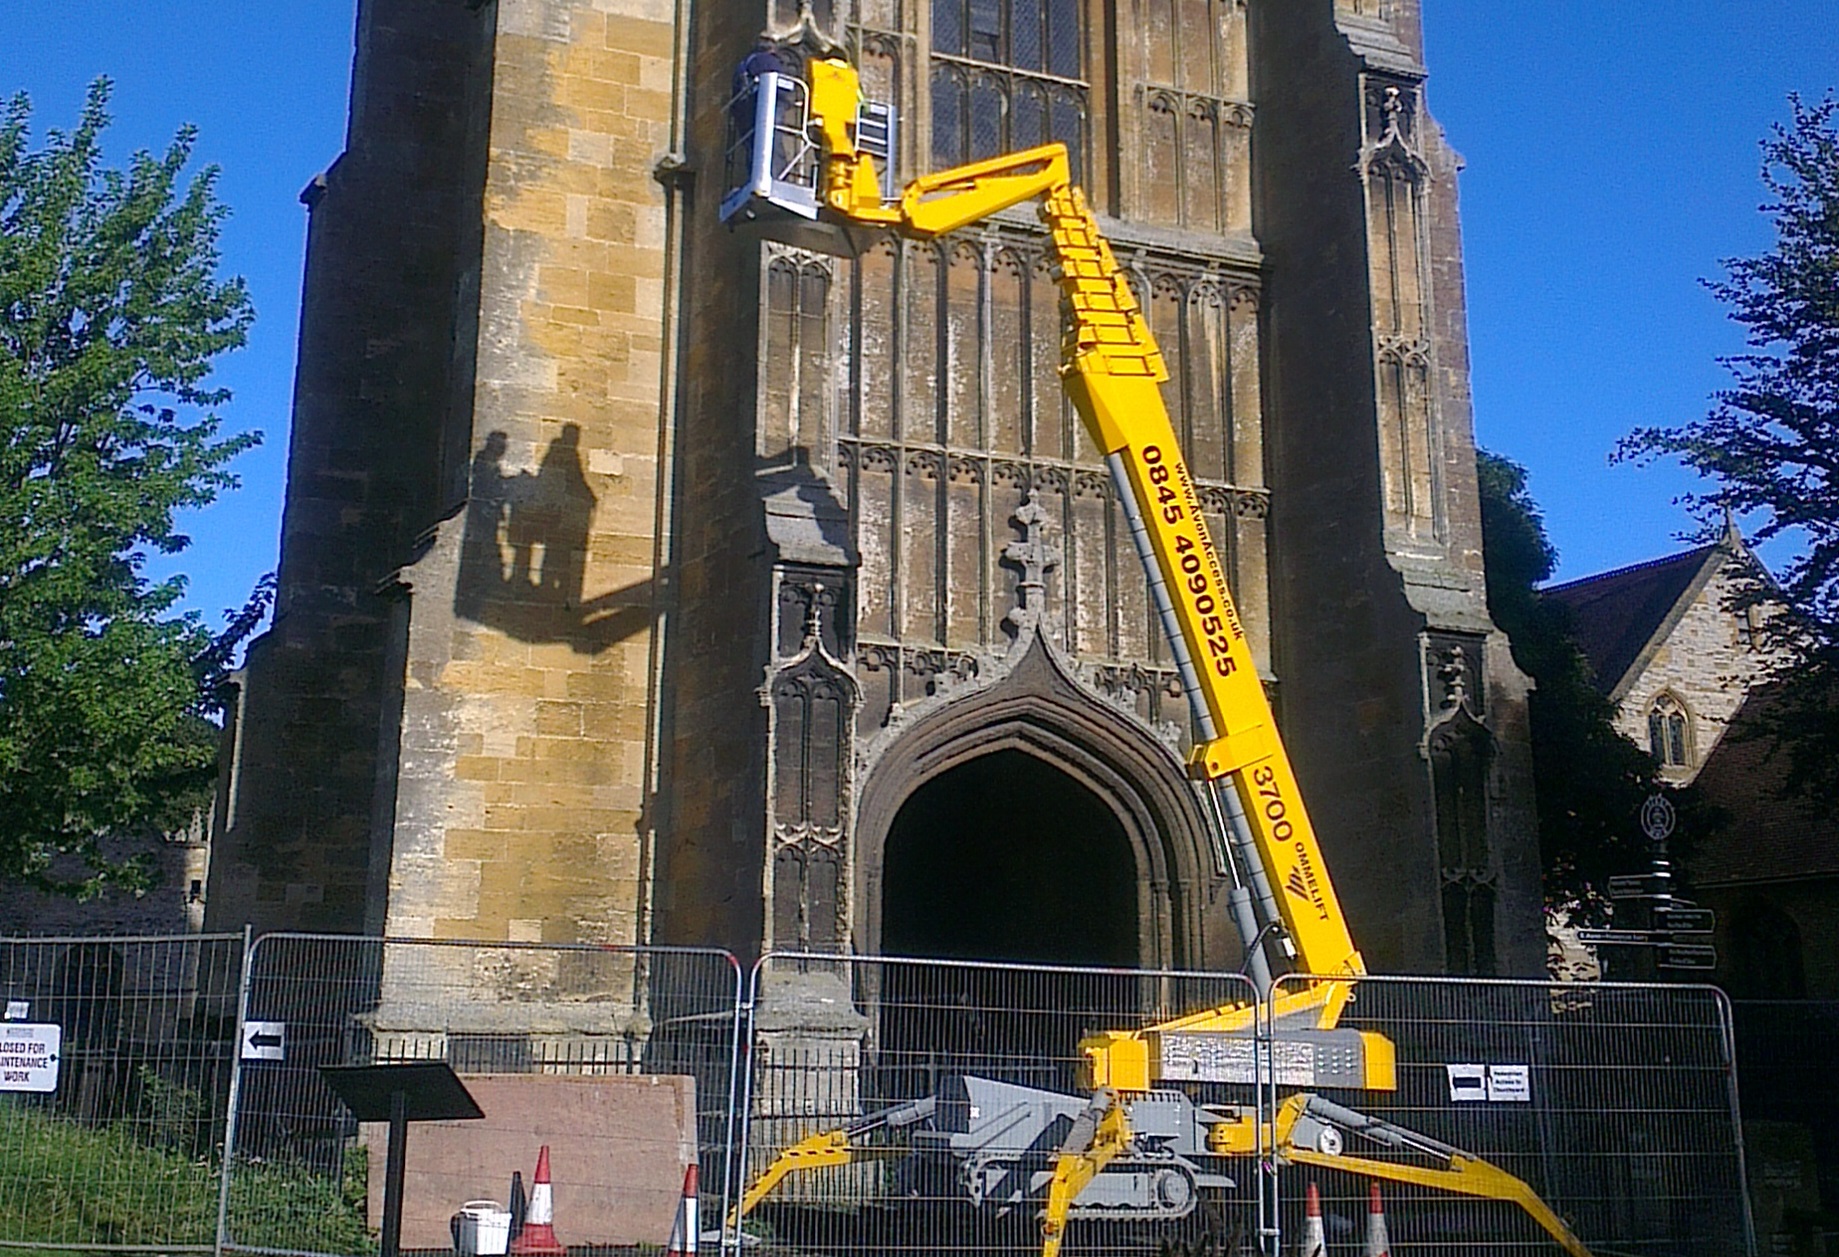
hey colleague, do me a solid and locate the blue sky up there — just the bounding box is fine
[0,1,359,633]
[2,3,1836,629]
[1422,2,1838,580]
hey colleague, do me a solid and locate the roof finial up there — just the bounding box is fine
[1720,502,1743,550]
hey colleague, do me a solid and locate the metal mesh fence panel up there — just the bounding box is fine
[1731,1000,1838,1255]
[735,953,1264,1257]
[1264,973,1752,1257]
[0,932,247,1253]
[220,935,743,1256]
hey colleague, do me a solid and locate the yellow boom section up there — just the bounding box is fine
[729,56,1594,1257]
[808,55,1361,982]
[1207,1096,1594,1257]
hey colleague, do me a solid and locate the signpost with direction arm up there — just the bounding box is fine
[1590,794,1717,972]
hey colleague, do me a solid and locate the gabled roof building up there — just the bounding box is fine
[1547,527,1835,999]
[1545,519,1773,784]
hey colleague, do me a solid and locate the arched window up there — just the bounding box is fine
[760,255,833,461]
[1647,693,1692,769]
[1736,606,1760,649]
[931,0,1087,183]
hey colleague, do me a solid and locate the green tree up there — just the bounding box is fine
[1476,451,1663,922]
[0,80,261,896]
[1618,95,1839,797]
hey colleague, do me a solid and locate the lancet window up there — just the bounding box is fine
[930,0,1087,184]
[761,253,835,461]
[1647,693,1692,769]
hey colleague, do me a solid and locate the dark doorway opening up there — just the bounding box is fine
[882,748,1139,966]
[877,750,1142,1086]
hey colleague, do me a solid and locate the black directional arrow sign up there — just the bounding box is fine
[1658,906,1716,935]
[242,1020,286,1061]
[1659,943,1717,971]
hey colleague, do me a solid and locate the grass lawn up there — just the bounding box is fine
[0,1102,372,1255]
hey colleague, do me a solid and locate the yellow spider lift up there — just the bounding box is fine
[719,51,1594,1257]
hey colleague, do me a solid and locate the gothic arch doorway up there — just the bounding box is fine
[853,630,1223,971]
[850,631,1232,1078]
[882,748,1138,966]
[875,746,1144,1076]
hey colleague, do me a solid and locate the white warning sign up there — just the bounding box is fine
[241,1020,286,1062]
[1448,1062,1531,1103]
[0,1023,61,1093]
[1446,1063,1487,1101]
[1487,1064,1532,1102]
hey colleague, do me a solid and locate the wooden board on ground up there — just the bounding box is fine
[365,1071,698,1250]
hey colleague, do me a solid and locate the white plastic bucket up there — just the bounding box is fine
[454,1200,512,1256]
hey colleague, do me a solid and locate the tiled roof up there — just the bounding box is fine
[1689,689,1839,886]
[1542,546,1722,696]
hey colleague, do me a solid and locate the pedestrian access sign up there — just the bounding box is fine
[241,1020,286,1061]
[0,1023,61,1093]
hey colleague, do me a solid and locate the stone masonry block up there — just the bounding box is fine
[605,15,673,59]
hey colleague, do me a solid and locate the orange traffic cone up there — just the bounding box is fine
[1298,1180,1326,1256]
[665,1162,699,1256]
[1364,1181,1392,1257]
[509,1145,564,1255]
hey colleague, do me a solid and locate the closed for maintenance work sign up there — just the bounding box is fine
[0,1023,61,1093]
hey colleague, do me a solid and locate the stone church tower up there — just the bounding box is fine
[208,0,1544,976]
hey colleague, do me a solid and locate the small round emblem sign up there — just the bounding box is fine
[1640,793,1676,842]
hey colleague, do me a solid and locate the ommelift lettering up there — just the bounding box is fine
[1251,767,1327,921]
[1291,843,1331,922]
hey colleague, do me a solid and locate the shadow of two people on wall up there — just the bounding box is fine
[455,424,653,655]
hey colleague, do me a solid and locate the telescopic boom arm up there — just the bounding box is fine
[721,53,1593,1257]
[797,56,1364,995]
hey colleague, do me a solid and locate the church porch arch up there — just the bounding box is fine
[852,631,1223,972]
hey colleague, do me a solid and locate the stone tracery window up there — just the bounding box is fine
[761,254,833,461]
[1647,693,1692,769]
[931,0,1087,183]
[834,225,1267,722]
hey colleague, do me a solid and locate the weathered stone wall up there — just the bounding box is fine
[378,0,681,947]
[1611,556,1775,783]
[208,0,500,935]
[1,829,208,937]
[643,0,777,956]
[1250,0,1540,975]
[214,0,1545,980]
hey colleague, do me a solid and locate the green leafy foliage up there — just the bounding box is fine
[0,80,262,895]
[1617,95,1839,798]
[0,1105,372,1253]
[1477,451,1666,922]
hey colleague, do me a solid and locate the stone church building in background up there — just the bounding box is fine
[206,0,1545,978]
